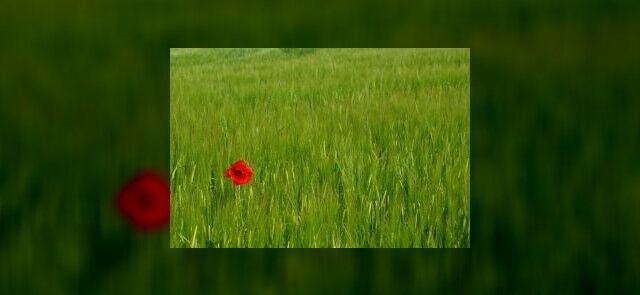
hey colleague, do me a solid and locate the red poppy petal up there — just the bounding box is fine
[116,170,170,231]
[224,160,252,185]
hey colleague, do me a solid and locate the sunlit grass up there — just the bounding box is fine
[170,48,469,248]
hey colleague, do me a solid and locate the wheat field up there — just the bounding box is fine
[170,48,469,248]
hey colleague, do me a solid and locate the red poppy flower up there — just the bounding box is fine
[224,160,253,185]
[116,170,170,231]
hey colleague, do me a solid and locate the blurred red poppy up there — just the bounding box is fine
[224,160,253,185]
[116,170,170,231]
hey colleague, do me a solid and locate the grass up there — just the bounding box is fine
[170,48,469,248]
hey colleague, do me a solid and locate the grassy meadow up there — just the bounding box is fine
[170,48,469,248]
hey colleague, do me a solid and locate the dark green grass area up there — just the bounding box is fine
[170,48,470,248]
[1,0,640,293]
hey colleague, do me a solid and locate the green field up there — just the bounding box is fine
[170,48,469,248]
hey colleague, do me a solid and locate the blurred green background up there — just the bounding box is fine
[1,0,639,293]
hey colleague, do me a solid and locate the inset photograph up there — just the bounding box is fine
[170,48,469,248]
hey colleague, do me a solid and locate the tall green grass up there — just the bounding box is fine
[170,48,469,247]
